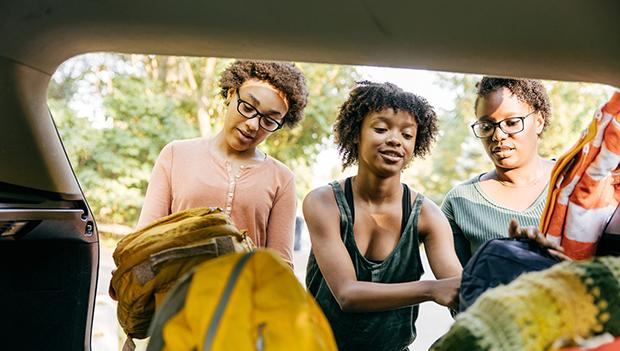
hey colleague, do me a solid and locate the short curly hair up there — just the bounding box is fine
[334,81,439,169]
[219,60,308,128]
[475,77,552,133]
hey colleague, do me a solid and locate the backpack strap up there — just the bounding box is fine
[146,269,196,351]
[146,251,256,351]
[203,252,255,351]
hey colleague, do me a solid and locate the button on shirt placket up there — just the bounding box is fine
[224,163,243,216]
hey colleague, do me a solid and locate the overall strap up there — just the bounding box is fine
[401,184,411,233]
[344,177,355,221]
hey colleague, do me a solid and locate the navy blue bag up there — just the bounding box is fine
[459,238,561,312]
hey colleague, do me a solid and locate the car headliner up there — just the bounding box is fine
[0,3,616,349]
[1,0,619,87]
[0,0,619,196]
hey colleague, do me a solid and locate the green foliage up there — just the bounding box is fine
[403,73,489,204]
[50,53,611,226]
[263,63,359,200]
[88,75,198,224]
[50,54,358,226]
[51,54,201,226]
[540,81,611,158]
[405,74,613,205]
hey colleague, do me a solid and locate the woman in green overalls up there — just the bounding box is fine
[305,81,463,351]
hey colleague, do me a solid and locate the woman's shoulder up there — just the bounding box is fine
[444,174,485,198]
[154,138,209,165]
[165,137,207,151]
[264,155,295,180]
[305,180,346,203]
[303,184,339,215]
[264,154,291,171]
[156,137,207,157]
[403,187,442,215]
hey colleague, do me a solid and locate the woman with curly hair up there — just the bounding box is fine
[136,60,308,266]
[441,77,555,267]
[305,81,462,351]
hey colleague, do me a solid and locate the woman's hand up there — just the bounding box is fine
[508,218,571,261]
[429,277,461,310]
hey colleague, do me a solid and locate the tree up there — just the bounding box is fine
[402,73,488,204]
[49,54,359,226]
[407,73,613,205]
[51,55,200,225]
[52,55,610,227]
[263,63,359,200]
[540,81,612,158]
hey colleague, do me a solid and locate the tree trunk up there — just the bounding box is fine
[196,57,218,137]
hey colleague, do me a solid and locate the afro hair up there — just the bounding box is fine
[219,60,308,128]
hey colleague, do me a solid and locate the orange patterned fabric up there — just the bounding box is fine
[540,92,620,260]
[554,336,620,351]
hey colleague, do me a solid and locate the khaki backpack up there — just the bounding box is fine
[111,207,255,342]
[146,250,338,351]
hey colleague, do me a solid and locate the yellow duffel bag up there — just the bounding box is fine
[111,207,255,342]
[146,250,338,351]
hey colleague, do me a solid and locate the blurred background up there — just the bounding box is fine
[48,54,615,350]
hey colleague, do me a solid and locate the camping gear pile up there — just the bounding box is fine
[111,207,337,351]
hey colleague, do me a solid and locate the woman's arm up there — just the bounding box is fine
[136,143,174,229]
[417,198,463,306]
[453,226,472,268]
[440,197,472,267]
[265,176,296,267]
[305,187,459,312]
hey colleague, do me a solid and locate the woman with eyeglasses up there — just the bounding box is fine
[135,60,308,266]
[441,77,554,267]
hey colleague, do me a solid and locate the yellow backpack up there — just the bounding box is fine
[146,250,338,351]
[111,207,255,341]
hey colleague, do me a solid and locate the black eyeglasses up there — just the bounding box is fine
[471,111,537,138]
[236,91,283,132]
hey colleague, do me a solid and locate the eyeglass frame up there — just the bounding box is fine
[470,110,538,138]
[235,90,284,132]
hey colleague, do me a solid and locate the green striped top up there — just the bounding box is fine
[441,174,548,267]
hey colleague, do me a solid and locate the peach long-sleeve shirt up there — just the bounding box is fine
[137,137,296,266]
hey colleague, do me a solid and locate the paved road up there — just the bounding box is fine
[93,244,122,350]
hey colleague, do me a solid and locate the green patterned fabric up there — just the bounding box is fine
[431,257,620,351]
[441,174,548,267]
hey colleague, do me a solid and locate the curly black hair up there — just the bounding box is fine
[219,60,308,128]
[334,81,439,169]
[475,77,552,133]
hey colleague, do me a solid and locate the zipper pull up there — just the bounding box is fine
[255,323,266,351]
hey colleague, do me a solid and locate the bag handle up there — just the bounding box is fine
[131,237,234,286]
[146,269,195,351]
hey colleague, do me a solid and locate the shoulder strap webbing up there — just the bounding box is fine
[203,252,255,351]
[146,269,195,351]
